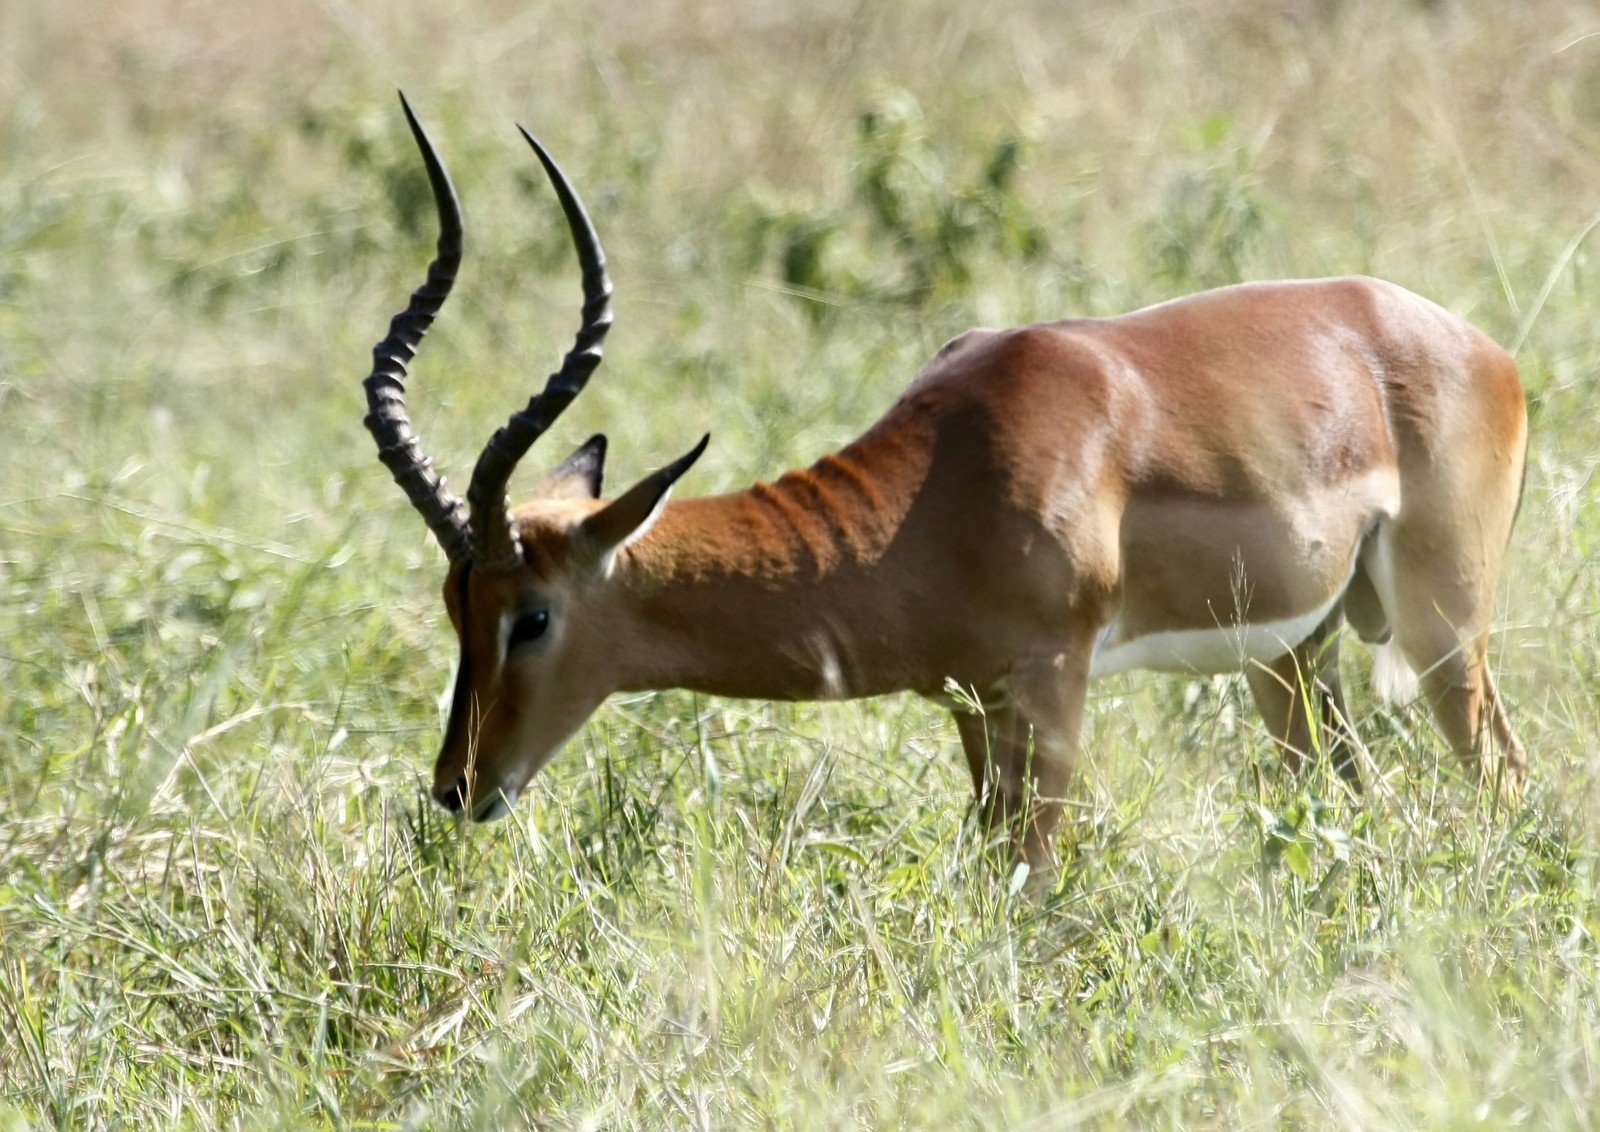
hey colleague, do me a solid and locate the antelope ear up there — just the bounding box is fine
[532,434,607,501]
[577,434,710,573]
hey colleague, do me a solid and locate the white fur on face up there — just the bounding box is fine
[437,657,459,732]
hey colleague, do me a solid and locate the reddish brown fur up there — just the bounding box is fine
[435,276,1527,865]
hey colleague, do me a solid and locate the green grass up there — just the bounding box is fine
[4,0,1600,1126]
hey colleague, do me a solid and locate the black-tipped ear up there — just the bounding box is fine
[578,434,710,568]
[531,434,607,501]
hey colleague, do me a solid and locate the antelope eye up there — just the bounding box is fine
[508,608,551,652]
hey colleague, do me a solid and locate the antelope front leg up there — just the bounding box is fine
[952,647,1091,872]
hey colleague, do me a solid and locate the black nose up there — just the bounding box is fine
[434,774,467,814]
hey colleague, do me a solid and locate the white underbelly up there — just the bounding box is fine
[1088,583,1347,680]
[1094,469,1395,681]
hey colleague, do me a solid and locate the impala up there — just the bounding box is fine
[361,96,1527,868]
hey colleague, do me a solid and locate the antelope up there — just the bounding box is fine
[361,95,1527,869]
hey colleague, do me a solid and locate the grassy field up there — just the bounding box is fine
[4,0,1600,1126]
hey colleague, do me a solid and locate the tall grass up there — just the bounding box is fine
[3,0,1600,1126]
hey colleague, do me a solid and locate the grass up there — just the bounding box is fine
[3,0,1600,1125]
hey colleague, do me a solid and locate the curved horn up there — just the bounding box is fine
[361,91,472,563]
[467,126,614,572]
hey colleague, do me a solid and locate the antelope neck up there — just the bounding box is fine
[610,443,933,701]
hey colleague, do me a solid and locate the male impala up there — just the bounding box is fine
[361,96,1527,868]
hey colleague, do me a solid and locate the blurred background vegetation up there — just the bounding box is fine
[3,0,1600,1126]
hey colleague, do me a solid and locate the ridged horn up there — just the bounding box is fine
[361,91,472,562]
[466,126,614,572]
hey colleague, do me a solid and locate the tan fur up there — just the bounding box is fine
[434,276,1528,865]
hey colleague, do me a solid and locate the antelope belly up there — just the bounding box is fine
[1088,582,1346,680]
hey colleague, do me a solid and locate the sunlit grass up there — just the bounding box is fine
[3,0,1600,1126]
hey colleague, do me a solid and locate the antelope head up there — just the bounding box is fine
[361,95,706,820]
